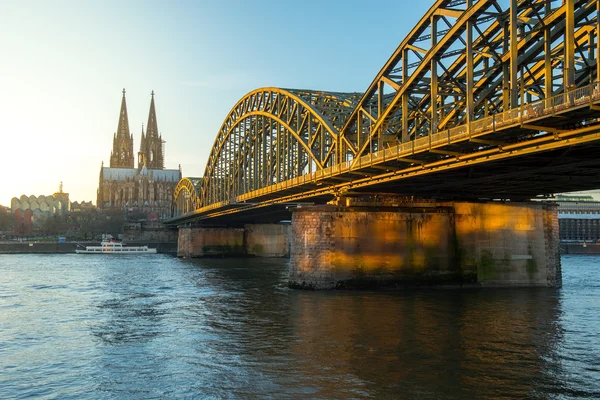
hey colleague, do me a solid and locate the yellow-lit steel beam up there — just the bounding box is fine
[466,0,474,125]
[349,1,490,167]
[566,0,576,88]
[545,1,553,101]
[188,127,600,220]
[337,0,448,156]
[406,44,428,54]
[173,178,200,214]
[204,88,340,181]
[256,125,600,207]
[434,8,463,18]
[510,0,519,108]
[174,178,199,204]
[381,76,401,91]
[438,2,593,131]
[200,88,356,207]
[597,0,600,82]
[431,13,439,134]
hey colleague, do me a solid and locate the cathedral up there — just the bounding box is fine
[97,89,181,220]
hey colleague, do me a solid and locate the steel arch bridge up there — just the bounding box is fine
[173,177,202,215]
[172,0,600,223]
[200,88,361,207]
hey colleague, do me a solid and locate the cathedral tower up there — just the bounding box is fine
[98,88,180,218]
[139,90,164,170]
[109,89,135,168]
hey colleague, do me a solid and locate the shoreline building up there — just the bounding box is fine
[97,89,181,220]
[10,183,71,236]
[556,194,600,243]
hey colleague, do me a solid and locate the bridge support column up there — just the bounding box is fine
[177,223,290,258]
[244,224,290,257]
[289,202,561,290]
[177,226,245,257]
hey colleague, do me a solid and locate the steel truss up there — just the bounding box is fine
[197,88,359,207]
[173,177,201,216]
[174,0,600,217]
[340,0,600,166]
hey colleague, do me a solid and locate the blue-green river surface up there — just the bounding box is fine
[0,254,598,399]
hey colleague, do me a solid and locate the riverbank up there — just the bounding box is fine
[4,241,597,256]
[0,242,178,255]
[560,243,600,254]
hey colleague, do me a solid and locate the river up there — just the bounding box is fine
[0,254,598,399]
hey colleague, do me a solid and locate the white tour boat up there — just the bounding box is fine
[75,241,157,254]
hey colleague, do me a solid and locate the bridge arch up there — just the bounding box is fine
[199,87,359,207]
[173,177,201,216]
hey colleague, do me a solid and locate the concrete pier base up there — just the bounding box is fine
[177,224,290,258]
[245,224,290,257]
[289,202,561,289]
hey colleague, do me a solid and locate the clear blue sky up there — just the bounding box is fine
[1,1,598,205]
[0,0,434,205]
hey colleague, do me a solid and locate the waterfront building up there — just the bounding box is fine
[10,183,72,235]
[70,201,95,213]
[96,89,181,220]
[556,194,600,242]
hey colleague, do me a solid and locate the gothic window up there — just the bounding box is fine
[150,149,154,163]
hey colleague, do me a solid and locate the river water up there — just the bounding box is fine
[0,254,598,399]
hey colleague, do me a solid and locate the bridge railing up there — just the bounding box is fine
[311,80,595,177]
[325,82,598,183]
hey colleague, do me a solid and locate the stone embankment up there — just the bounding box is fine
[560,243,600,254]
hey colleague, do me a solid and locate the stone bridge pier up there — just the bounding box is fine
[177,223,290,258]
[289,201,561,289]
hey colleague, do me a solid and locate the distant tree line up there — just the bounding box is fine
[0,211,14,234]
[51,209,125,240]
[5,208,125,240]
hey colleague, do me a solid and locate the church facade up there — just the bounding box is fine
[97,89,181,220]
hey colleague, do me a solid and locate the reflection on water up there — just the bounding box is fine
[0,254,598,399]
[289,289,564,399]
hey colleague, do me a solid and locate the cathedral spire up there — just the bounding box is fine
[138,123,146,168]
[139,123,146,153]
[146,90,159,140]
[109,88,134,168]
[142,90,164,169]
[116,88,130,140]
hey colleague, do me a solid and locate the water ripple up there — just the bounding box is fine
[0,255,598,399]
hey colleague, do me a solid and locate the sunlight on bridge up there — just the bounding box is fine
[172,0,600,223]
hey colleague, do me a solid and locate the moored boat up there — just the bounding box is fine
[75,241,157,254]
